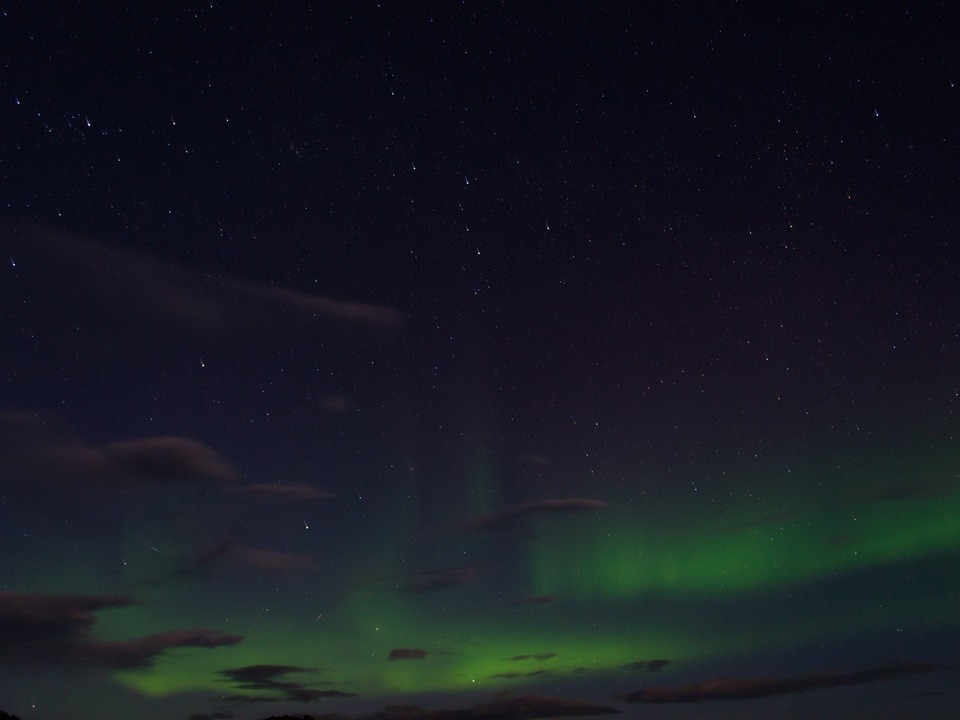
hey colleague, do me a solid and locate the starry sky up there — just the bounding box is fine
[1,3,959,720]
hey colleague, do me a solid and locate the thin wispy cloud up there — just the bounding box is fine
[318,394,354,414]
[510,652,556,661]
[0,410,235,488]
[228,483,338,502]
[618,662,939,703]
[489,669,550,679]
[397,565,486,594]
[140,541,317,587]
[17,223,403,344]
[453,498,607,535]
[463,594,556,615]
[388,648,427,660]
[232,546,316,573]
[518,453,552,468]
[621,659,670,672]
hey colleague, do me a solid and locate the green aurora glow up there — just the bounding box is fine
[103,443,960,702]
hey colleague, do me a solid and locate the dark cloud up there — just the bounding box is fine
[219,664,355,703]
[618,662,939,703]
[92,437,235,483]
[398,566,485,594]
[438,695,618,719]
[18,223,403,344]
[621,659,670,673]
[0,411,235,487]
[186,714,233,720]
[76,629,242,669]
[489,669,550,679]
[510,653,556,661]
[0,591,135,645]
[0,591,241,669]
[220,665,313,683]
[223,695,278,704]
[388,648,427,660]
[453,499,607,535]
[380,705,428,715]
[269,694,618,720]
[229,483,338,501]
[294,689,358,700]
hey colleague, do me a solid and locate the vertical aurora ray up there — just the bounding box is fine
[526,487,960,599]
[526,435,960,601]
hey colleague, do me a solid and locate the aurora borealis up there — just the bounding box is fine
[2,3,959,720]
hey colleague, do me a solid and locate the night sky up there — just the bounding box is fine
[2,3,959,720]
